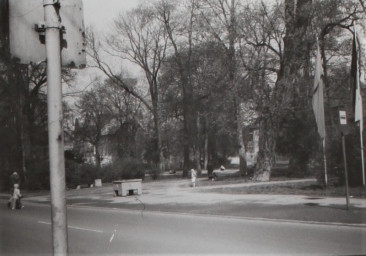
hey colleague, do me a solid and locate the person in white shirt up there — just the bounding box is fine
[191,169,197,187]
[10,184,22,210]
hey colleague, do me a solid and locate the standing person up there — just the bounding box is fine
[191,168,197,187]
[10,172,20,187]
[8,172,21,209]
[11,184,22,210]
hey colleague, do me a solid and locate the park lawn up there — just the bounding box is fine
[198,178,366,199]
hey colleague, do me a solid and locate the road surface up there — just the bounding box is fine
[1,202,365,255]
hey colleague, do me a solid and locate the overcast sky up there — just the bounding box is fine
[83,0,140,33]
[64,1,143,99]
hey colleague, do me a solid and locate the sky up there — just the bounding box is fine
[64,1,143,101]
[83,0,141,33]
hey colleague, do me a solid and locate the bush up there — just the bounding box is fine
[65,157,148,187]
[27,160,50,190]
[327,126,364,187]
[102,157,145,182]
[65,160,99,188]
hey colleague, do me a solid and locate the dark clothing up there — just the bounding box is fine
[7,198,22,210]
[10,173,20,186]
[15,198,22,209]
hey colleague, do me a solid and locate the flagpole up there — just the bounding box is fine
[359,125,365,186]
[353,23,365,186]
[322,138,328,186]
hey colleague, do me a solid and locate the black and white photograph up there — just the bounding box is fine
[1,0,366,255]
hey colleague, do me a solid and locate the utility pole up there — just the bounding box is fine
[341,132,350,210]
[9,0,85,252]
[44,0,68,254]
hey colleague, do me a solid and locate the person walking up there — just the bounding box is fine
[10,172,20,187]
[11,184,22,210]
[9,172,22,209]
[191,168,197,187]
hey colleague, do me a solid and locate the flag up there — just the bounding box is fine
[351,25,366,186]
[312,41,326,139]
[351,28,363,130]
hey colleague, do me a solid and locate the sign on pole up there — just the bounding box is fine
[9,0,86,68]
[339,111,347,125]
[9,0,86,253]
[339,109,350,210]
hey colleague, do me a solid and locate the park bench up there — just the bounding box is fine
[113,179,142,197]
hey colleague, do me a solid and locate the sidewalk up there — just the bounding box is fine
[3,178,366,226]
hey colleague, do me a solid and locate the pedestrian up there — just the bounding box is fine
[10,184,22,210]
[9,172,22,209]
[191,168,197,187]
[10,171,20,187]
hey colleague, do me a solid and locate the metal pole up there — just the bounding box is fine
[322,138,328,186]
[359,125,365,186]
[44,0,68,254]
[341,133,350,210]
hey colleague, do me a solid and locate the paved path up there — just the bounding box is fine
[2,178,365,226]
[97,178,366,209]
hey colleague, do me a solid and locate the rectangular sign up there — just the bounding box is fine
[339,110,347,125]
[9,0,86,68]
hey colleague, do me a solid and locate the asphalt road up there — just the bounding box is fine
[1,202,365,255]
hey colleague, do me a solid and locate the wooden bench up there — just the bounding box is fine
[113,179,142,197]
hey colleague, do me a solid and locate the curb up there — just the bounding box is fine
[67,203,366,229]
[5,199,363,229]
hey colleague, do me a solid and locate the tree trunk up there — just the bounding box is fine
[227,0,248,177]
[18,70,29,187]
[279,0,312,174]
[182,104,191,178]
[237,109,247,176]
[203,117,209,171]
[94,144,101,174]
[194,114,202,176]
[153,107,165,174]
[253,117,276,182]
[19,114,28,186]
[182,73,194,178]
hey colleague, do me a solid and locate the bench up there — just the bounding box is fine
[113,179,142,197]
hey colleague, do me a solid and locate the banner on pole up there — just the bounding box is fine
[351,27,363,130]
[312,41,326,139]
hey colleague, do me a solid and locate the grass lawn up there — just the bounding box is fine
[196,165,366,199]
[199,179,366,198]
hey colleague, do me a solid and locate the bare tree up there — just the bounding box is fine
[237,1,285,181]
[87,31,152,111]
[102,78,144,159]
[86,4,169,173]
[312,0,366,88]
[198,0,250,175]
[74,83,114,171]
[156,0,202,177]
[107,4,169,173]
